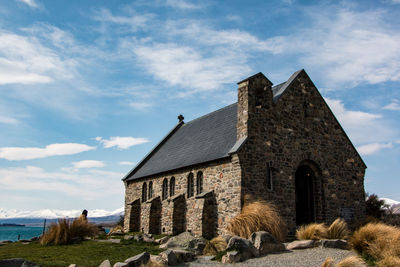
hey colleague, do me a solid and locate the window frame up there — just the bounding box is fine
[196,171,203,195]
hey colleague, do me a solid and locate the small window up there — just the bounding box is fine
[187,173,194,197]
[266,166,273,191]
[170,177,175,197]
[162,178,168,200]
[196,171,203,195]
[148,181,153,199]
[142,182,147,202]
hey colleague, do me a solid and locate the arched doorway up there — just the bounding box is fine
[129,199,141,232]
[149,198,161,234]
[172,195,186,235]
[295,165,315,225]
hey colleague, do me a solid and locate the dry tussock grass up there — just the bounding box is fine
[296,223,327,240]
[227,201,287,242]
[350,222,400,265]
[327,218,350,240]
[203,236,227,256]
[321,256,366,267]
[142,260,166,267]
[40,218,98,245]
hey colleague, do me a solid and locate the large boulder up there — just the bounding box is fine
[155,236,170,245]
[149,255,167,267]
[99,259,111,267]
[286,240,316,250]
[160,249,179,265]
[124,252,150,267]
[221,251,241,264]
[113,263,128,267]
[0,258,40,267]
[134,233,154,243]
[170,249,194,262]
[226,236,259,261]
[249,231,286,255]
[161,232,205,255]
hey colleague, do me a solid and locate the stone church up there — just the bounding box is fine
[122,69,366,238]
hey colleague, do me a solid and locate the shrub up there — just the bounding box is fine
[227,201,287,242]
[327,218,350,240]
[377,256,400,267]
[365,193,387,219]
[296,223,327,240]
[41,218,98,245]
[203,236,227,256]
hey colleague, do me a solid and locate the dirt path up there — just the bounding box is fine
[183,248,357,267]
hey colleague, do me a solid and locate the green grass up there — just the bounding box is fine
[0,239,163,267]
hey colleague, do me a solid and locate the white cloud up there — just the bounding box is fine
[96,136,149,149]
[357,142,393,155]
[129,101,153,111]
[0,165,123,200]
[273,8,400,87]
[16,0,38,8]
[119,161,136,166]
[325,98,396,144]
[92,8,153,32]
[383,100,400,111]
[165,0,201,9]
[0,115,18,125]
[0,143,95,161]
[72,160,105,169]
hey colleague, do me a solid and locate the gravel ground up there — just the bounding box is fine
[181,248,357,267]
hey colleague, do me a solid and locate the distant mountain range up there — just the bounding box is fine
[0,207,124,226]
[380,198,400,214]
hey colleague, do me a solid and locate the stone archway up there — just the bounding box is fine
[201,192,217,239]
[172,194,186,235]
[149,197,161,234]
[295,165,315,225]
[129,199,141,232]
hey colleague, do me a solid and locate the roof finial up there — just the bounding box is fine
[178,114,184,122]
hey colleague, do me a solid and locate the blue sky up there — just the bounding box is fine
[0,0,399,212]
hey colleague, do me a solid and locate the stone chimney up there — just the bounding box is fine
[236,72,273,140]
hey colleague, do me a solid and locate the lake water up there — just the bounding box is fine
[0,226,43,242]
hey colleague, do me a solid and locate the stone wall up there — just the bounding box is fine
[236,70,366,235]
[124,155,242,237]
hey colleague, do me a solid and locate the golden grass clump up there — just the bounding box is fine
[203,236,227,256]
[40,218,98,245]
[321,257,334,267]
[334,256,366,267]
[296,223,327,240]
[226,201,287,242]
[376,256,400,267]
[327,218,350,240]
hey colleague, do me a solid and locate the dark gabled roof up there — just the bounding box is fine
[124,103,238,181]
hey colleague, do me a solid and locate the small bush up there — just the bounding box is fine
[365,193,387,219]
[41,218,98,245]
[296,223,327,240]
[227,201,287,242]
[327,218,350,240]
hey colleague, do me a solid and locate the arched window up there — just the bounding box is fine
[187,173,194,197]
[196,171,203,195]
[142,182,147,202]
[148,181,153,199]
[266,166,273,191]
[170,177,175,197]
[162,178,168,200]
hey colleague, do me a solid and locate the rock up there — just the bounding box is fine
[68,265,77,267]
[286,240,316,250]
[113,263,128,267]
[250,231,286,255]
[150,255,167,266]
[170,249,194,262]
[30,237,39,242]
[227,236,259,261]
[124,235,134,241]
[0,258,40,267]
[221,234,232,244]
[96,239,121,244]
[124,252,150,267]
[162,232,205,255]
[133,234,143,242]
[320,239,348,250]
[221,251,241,264]
[156,236,170,245]
[160,249,179,265]
[133,233,154,243]
[99,259,111,267]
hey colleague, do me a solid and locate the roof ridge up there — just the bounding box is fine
[183,102,237,126]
